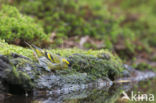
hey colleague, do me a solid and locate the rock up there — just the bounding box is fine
[0,53,118,95]
[0,52,155,96]
[0,55,12,79]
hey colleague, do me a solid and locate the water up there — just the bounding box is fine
[1,78,155,103]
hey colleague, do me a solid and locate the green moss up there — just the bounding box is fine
[0,39,123,62]
[0,39,33,57]
[12,66,19,78]
[0,5,49,46]
[2,0,136,50]
[0,39,120,60]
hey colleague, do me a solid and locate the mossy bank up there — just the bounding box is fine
[0,40,125,94]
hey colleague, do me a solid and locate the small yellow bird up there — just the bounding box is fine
[25,42,70,70]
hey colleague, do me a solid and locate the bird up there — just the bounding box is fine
[25,42,70,70]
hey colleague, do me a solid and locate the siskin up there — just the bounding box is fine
[25,42,70,70]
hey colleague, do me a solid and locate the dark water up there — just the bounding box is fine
[1,78,156,103]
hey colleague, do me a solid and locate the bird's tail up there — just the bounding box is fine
[25,42,44,58]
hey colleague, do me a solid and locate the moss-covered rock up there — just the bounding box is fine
[0,54,37,93]
[0,40,124,94]
[68,53,123,80]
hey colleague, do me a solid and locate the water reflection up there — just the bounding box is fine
[2,79,156,103]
